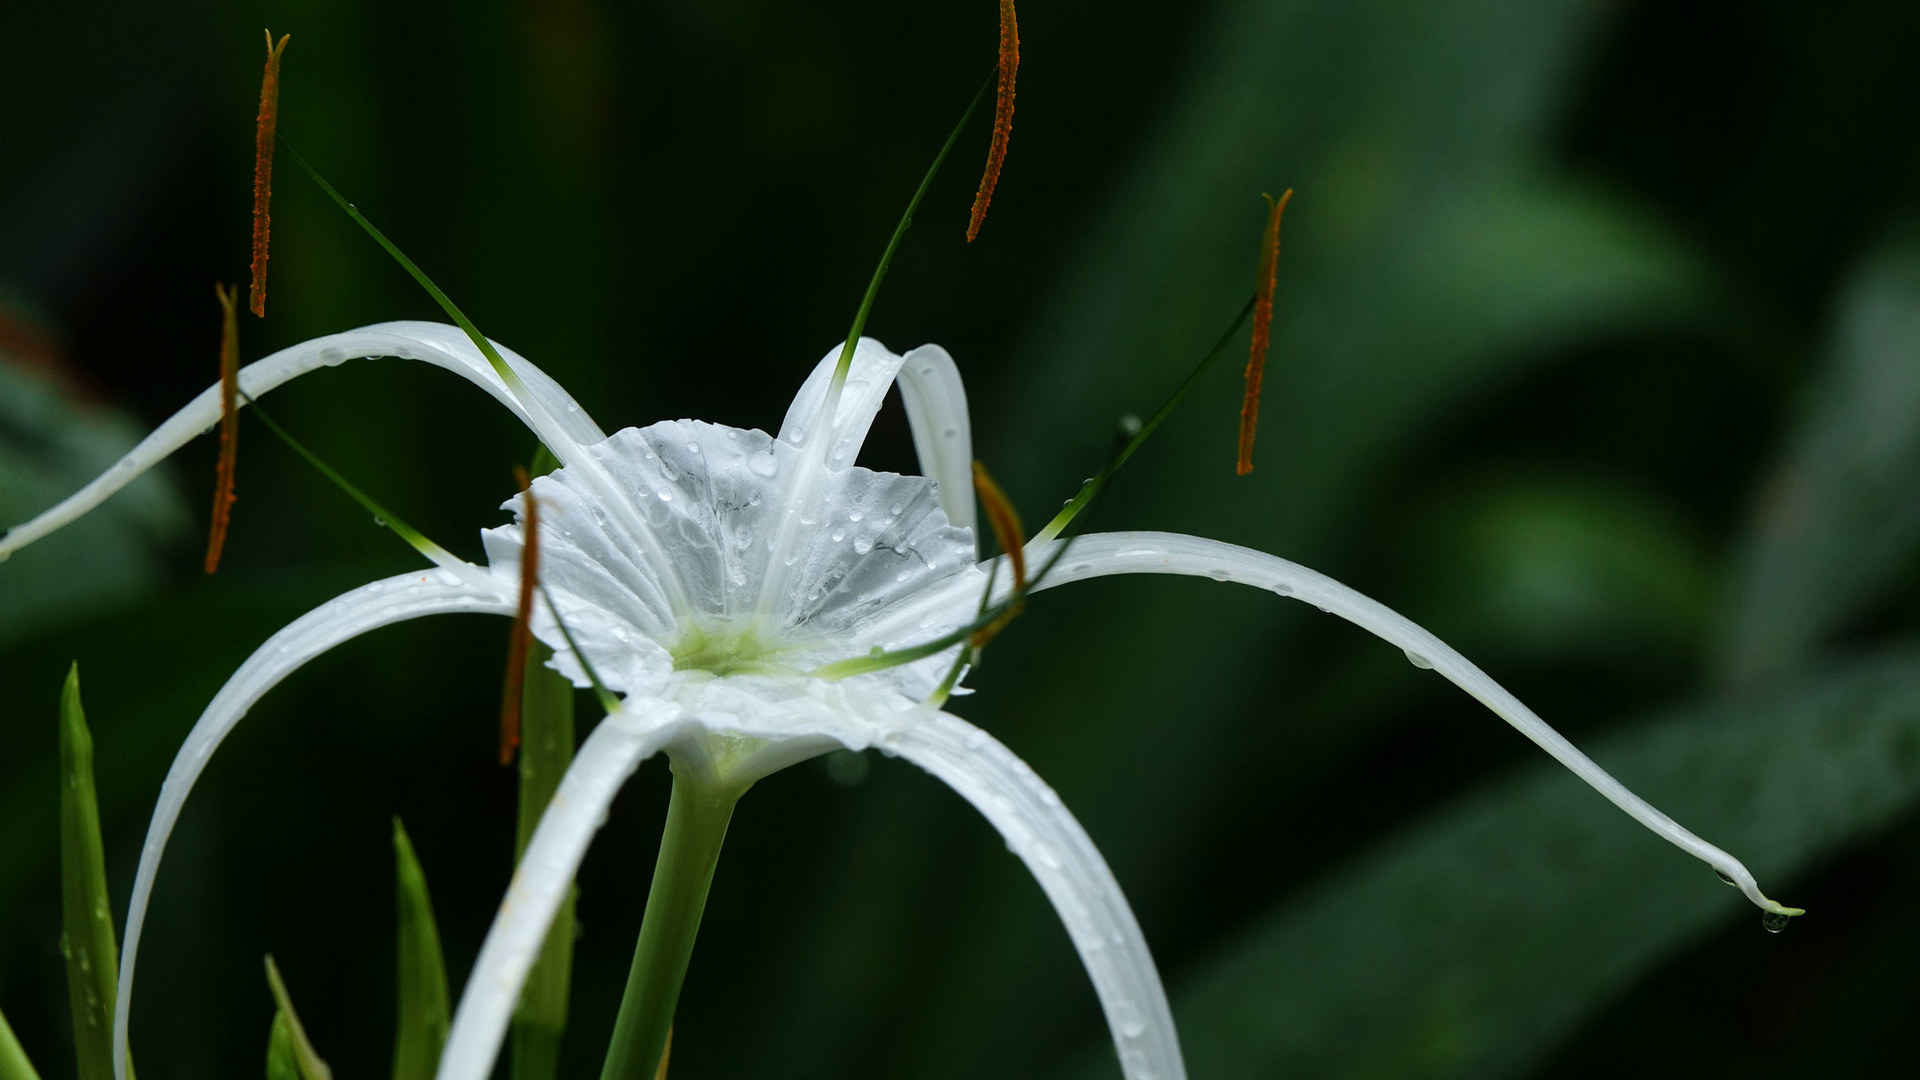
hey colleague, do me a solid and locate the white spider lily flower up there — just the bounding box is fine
[1,321,1798,1080]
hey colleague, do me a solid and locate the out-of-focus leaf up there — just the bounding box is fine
[0,1007,41,1080]
[511,644,578,1080]
[1078,645,1920,1079]
[1411,476,1715,664]
[0,360,189,646]
[58,664,129,1080]
[1722,247,1920,681]
[391,820,450,1080]
[265,1010,300,1080]
[262,956,332,1080]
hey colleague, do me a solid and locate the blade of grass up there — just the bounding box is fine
[59,664,130,1080]
[512,640,579,1080]
[262,956,333,1080]
[265,1010,300,1080]
[392,819,451,1080]
[0,1008,41,1080]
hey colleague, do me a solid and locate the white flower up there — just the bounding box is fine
[2,321,1799,1080]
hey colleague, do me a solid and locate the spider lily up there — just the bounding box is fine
[2,304,1802,1078]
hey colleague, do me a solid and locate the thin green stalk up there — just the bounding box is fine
[240,391,458,567]
[512,642,579,1080]
[1034,294,1258,543]
[391,819,451,1080]
[830,76,992,389]
[598,773,742,1080]
[0,1008,41,1080]
[59,664,128,1080]
[279,139,528,398]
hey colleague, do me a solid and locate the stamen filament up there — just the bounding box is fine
[248,31,291,318]
[538,583,622,717]
[499,467,541,766]
[239,390,461,569]
[1236,188,1292,476]
[965,0,1020,243]
[1034,294,1257,544]
[813,537,1077,681]
[204,283,242,573]
[278,140,532,402]
[822,76,992,418]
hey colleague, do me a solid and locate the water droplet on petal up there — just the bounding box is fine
[1762,910,1794,934]
[1714,869,1739,887]
[1403,649,1433,670]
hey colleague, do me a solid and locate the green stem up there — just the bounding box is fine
[598,771,741,1080]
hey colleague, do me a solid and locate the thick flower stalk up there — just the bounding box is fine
[1,305,1800,1078]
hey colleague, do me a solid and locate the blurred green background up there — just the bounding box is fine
[4,0,1920,1076]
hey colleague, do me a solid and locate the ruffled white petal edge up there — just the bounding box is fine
[1024,531,1799,916]
[777,338,976,537]
[893,345,976,537]
[440,685,1181,1080]
[2,321,603,561]
[113,570,517,1080]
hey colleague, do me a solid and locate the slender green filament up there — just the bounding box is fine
[823,77,992,413]
[240,392,461,568]
[280,140,531,402]
[1034,295,1257,543]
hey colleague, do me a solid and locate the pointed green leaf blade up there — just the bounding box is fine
[262,956,333,1080]
[265,1010,300,1080]
[392,819,451,1080]
[0,1007,43,1080]
[59,663,128,1080]
[1094,645,1920,1079]
[512,642,578,1080]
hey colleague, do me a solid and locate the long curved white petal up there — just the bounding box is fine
[113,570,516,1080]
[438,703,695,1080]
[441,673,1180,1080]
[879,709,1183,1080]
[894,344,976,537]
[2,322,604,561]
[1025,531,1800,916]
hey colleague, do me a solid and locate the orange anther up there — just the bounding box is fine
[249,31,291,319]
[966,0,1019,243]
[204,283,241,573]
[969,460,1028,649]
[1236,188,1292,476]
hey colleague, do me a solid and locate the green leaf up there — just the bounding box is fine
[0,1007,43,1080]
[391,819,451,1080]
[59,663,130,1080]
[512,642,578,1080]
[0,363,188,647]
[262,956,333,1080]
[1722,246,1920,681]
[1098,644,1920,1079]
[265,1010,301,1080]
